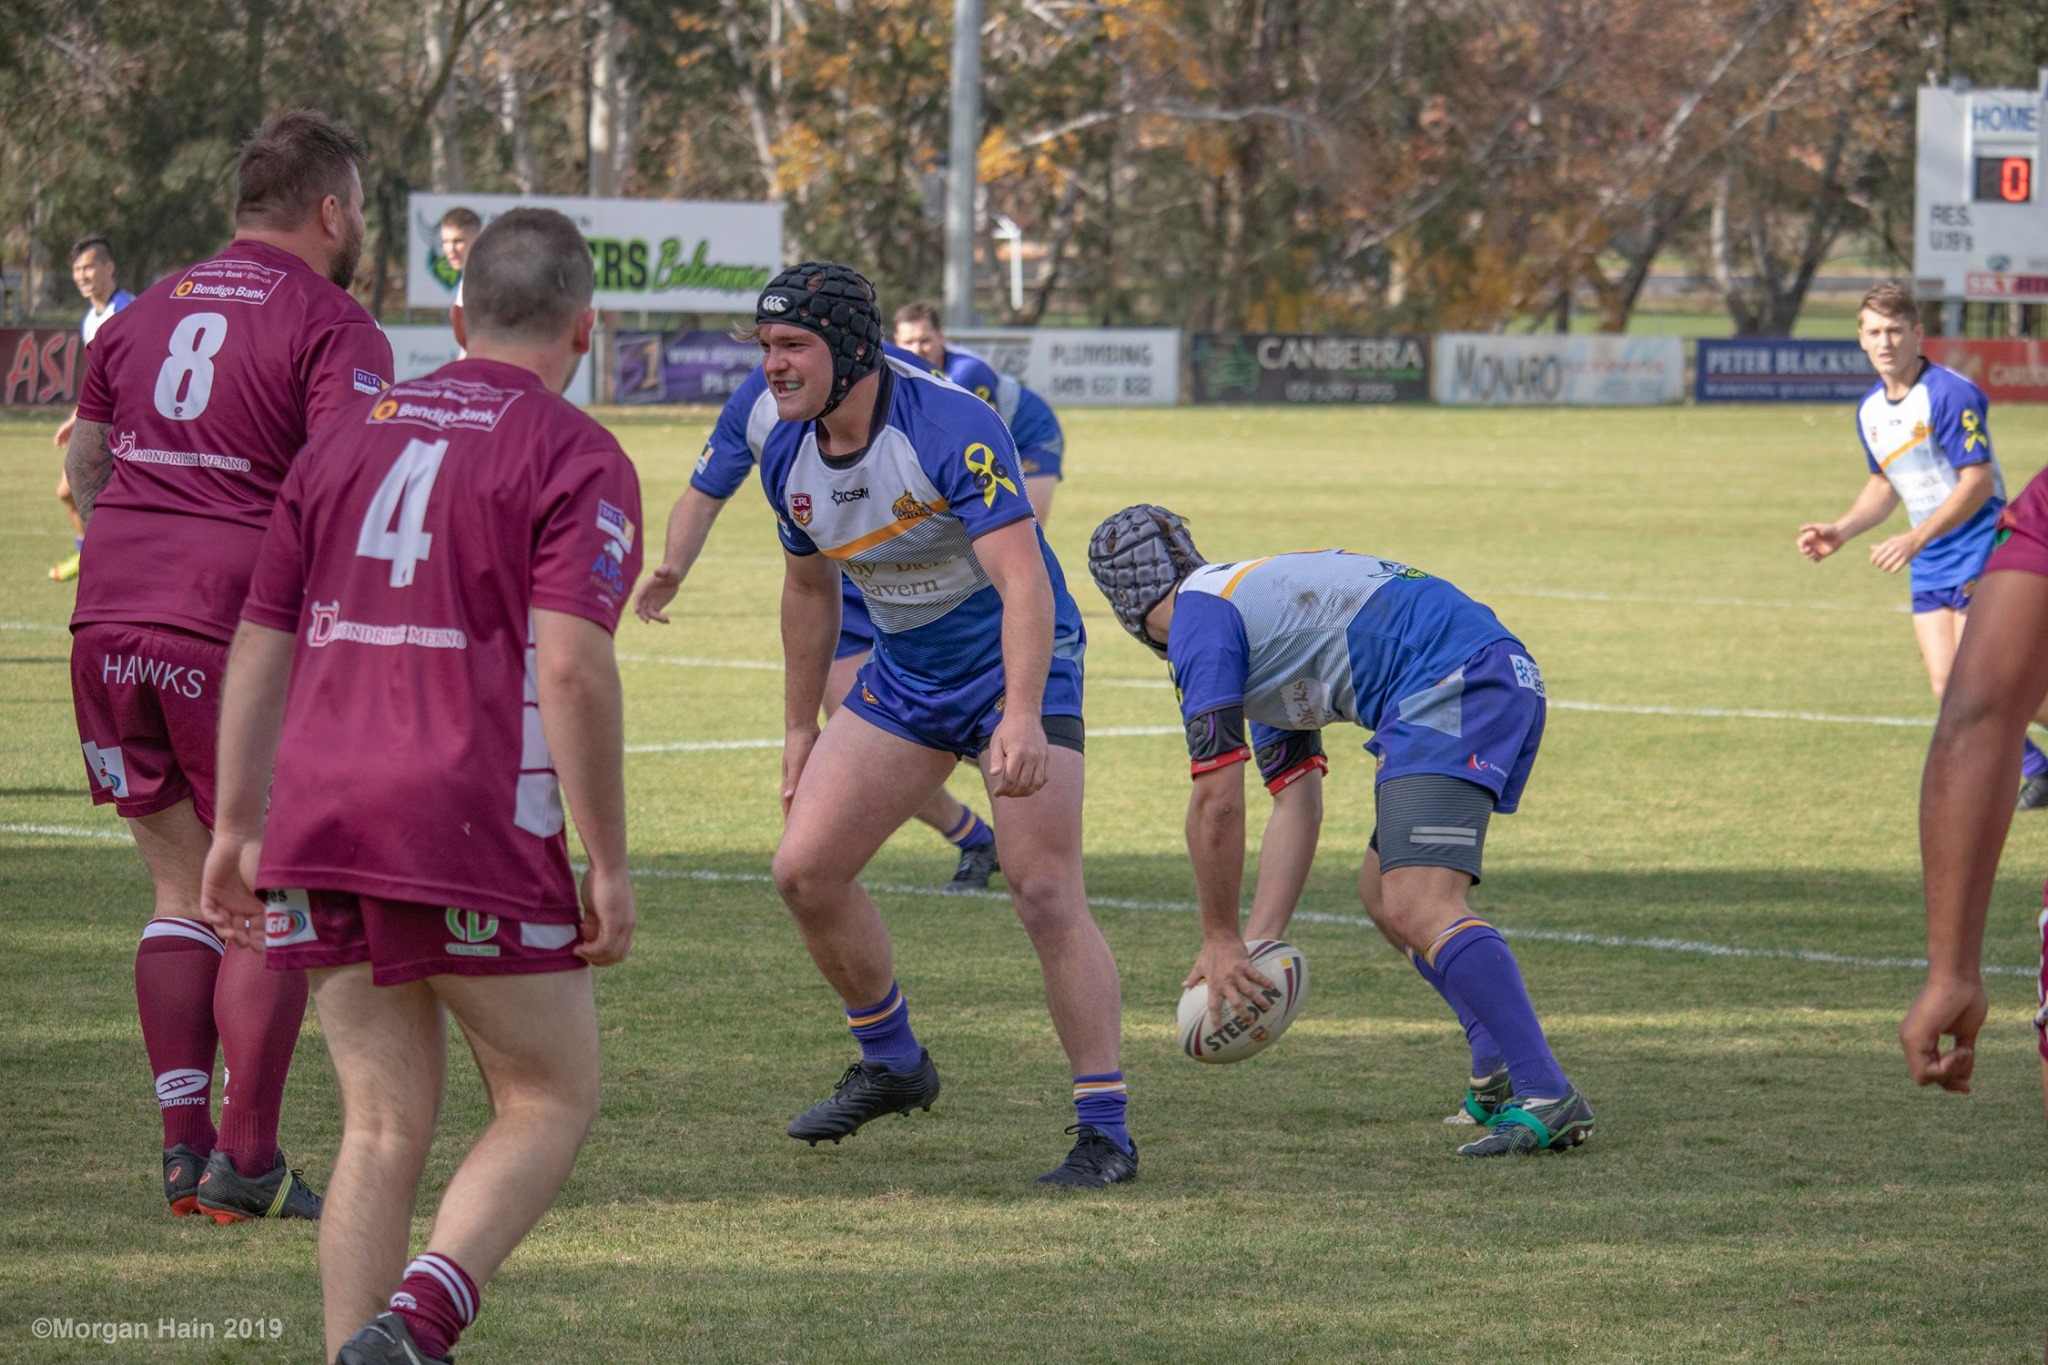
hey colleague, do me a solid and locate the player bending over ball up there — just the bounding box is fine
[66,108,393,1225]
[1087,506,1593,1157]
[1904,465,2048,1128]
[753,263,1135,1187]
[1796,280,2048,809]
[892,299,1066,524]
[634,342,1005,894]
[201,208,641,1364]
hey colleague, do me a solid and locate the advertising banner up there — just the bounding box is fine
[407,192,781,313]
[1187,333,1429,403]
[951,328,1180,406]
[1432,334,1684,406]
[1694,339,1875,403]
[611,330,759,405]
[1924,338,2048,403]
[0,327,83,407]
[382,324,593,407]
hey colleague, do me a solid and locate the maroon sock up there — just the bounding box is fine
[134,919,223,1153]
[390,1252,479,1360]
[213,945,309,1177]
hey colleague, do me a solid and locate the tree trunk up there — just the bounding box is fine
[492,11,537,193]
[424,0,464,190]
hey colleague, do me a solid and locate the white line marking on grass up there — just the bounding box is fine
[8,822,2028,978]
[1551,700,1931,728]
[1493,588,1909,615]
[0,822,127,842]
[629,866,2035,978]
[617,652,782,672]
[625,724,1185,754]
[0,621,68,633]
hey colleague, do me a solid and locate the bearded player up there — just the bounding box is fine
[752,263,1134,1187]
[633,344,1005,893]
[1088,505,1593,1156]
[1797,281,2048,808]
[202,208,640,1365]
[65,108,393,1222]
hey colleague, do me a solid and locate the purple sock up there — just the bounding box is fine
[942,807,995,850]
[1407,947,1505,1077]
[1429,920,1570,1100]
[846,982,922,1072]
[390,1252,477,1361]
[2024,738,2048,780]
[1073,1072,1132,1154]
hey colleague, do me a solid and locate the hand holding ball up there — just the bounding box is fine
[1177,939,1308,1063]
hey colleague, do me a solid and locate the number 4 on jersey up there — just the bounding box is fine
[357,438,447,587]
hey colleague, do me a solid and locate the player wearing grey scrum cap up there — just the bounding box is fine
[1087,505,1594,1157]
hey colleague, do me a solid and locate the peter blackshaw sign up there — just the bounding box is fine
[407,192,781,312]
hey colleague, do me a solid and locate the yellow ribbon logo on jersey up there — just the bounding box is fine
[1962,408,1987,454]
[963,443,1017,508]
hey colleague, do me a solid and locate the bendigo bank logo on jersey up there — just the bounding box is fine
[369,377,521,432]
[444,908,502,957]
[790,492,814,526]
[171,258,286,306]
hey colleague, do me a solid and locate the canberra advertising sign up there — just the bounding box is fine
[1189,333,1429,403]
[407,192,781,313]
[1694,340,1874,402]
[1432,334,1684,406]
[1924,338,2048,403]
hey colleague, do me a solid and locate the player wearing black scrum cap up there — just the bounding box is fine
[749,263,1138,1187]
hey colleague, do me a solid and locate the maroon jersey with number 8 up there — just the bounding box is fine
[72,240,394,643]
[240,358,642,921]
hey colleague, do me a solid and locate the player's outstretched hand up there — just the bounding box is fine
[200,834,267,951]
[574,864,636,966]
[632,564,682,624]
[1185,939,1277,1031]
[1796,522,1843,562]
[781,724,819,818]
[1869,530,1921,575]
[984,714,1048,799]
[53,414,75,450]
[1900,972,1988,1092]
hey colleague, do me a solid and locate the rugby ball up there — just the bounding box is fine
[1176,939,1308,1064]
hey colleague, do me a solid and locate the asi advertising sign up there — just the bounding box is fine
[1432,334,1684,406]
[1695,340,1874,402]
[951,328,1180,406]
[407,192,781,313]
[613,330,760,405]
[1925,338,2048,403]
[1188,333,1428,403]
[1,327,83,407]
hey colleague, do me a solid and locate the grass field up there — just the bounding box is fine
[4,399,2048,1362]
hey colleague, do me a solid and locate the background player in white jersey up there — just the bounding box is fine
[632,346,1004,892]
[48,235,135,581]
[891,300,1065,523]
[202,209,639,1365]
[1088,506,1593,1156]
[1797,281,2048,807]
[752,264,1134,1187]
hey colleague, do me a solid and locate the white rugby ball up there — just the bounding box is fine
[1177,939,1308,1064]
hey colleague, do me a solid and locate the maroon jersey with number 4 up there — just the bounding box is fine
[241,359,642,921]
[71,240,394,643]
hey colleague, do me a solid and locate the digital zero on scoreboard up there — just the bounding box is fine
[1974,155,2034,203]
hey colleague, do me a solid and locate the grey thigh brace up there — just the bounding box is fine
[1369,773,1498,882]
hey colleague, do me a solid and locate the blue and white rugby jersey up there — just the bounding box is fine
[1855,359,2005,591]
[942,347,1006,411]
[693,342,939,498]
[1167,551,1515,737]
[760,356,1085,689]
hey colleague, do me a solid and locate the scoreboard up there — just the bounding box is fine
[1915,71,2048,302]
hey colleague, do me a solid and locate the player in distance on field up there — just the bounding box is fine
[1904,466,2048,1126]
[1797,280,2048,809]
[632,341,1007,893]
[1087,506,1593,1157]
[892,299,1065,523]
[49,234,135,581]
[64,107,393,1224]
[201,208,640,1365]
[753,263,1135,1187]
